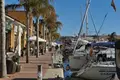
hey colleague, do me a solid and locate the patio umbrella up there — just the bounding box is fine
[29,36,46,42]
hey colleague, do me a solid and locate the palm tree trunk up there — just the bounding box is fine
[50,32,52,42]
[44,27,46,53]
[0,0,7,78]
[26,11,30,63]
[36,17,39,58]
[48,31,52,48]
[43,24,45,54]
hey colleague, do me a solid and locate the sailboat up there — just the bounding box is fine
[69,39,91,70]
[69,0,91,70]
[76,42,116,80]
[68,0,116,79]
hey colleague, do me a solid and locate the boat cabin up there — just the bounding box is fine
[91,42,115,62]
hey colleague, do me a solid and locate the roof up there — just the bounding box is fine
[6,15,25,27]
[7,10,27,25]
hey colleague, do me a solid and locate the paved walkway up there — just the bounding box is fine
[0,51,53,80]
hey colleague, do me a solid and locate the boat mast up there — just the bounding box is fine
[80,6,83,35]
[86,0,89,37]
[78,0,91,36]
[73,0,91,54]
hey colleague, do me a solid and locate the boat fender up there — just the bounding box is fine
[89,47,93,57]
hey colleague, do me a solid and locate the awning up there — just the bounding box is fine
[29,36,46,42]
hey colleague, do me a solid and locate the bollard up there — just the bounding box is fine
[37,65,42,80]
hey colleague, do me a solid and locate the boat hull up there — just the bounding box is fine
[77,64,116,80]
[69,54,88,70]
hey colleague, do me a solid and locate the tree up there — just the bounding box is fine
[5,0,40,63]
[50,21,62,41]
[32,0,54,57]
[45,11,56,42]
[0,0,7,78]
[52,32,61,40]
[45,13,63,43]
[108,32,117,42]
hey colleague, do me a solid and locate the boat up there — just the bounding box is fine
[69,38,91,70]
[75,42,116,80]
[68,0,116,79]
[68,0,92,71]
[77,61,116,80]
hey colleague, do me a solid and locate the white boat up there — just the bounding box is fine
[69,0,93,70]
[77,61,116,80]
[75,42,116,80]
[68,0,116,79]
[69,38,91,70]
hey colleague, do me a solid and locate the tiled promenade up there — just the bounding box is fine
[0,51,53,80]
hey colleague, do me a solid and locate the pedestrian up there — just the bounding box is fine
[21,47,26,57]
[64,65,72,80]
[55,45,59,51]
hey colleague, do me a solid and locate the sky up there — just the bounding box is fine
[5,0,120,36]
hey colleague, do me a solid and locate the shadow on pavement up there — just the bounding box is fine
[12,78,62,80]
[12,78,37,80]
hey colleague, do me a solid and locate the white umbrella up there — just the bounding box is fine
[51,42,57,46]
[29,36,46,42]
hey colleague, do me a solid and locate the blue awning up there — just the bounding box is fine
[91,42,115,48]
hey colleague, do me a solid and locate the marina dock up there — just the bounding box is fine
[0,51,64,80]
[0,49,119,80]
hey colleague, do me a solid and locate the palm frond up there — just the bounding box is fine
[32,0,50,17]
[55,21,63,30]
[52,32,61,40]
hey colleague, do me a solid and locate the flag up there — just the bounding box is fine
[111,0,116,12]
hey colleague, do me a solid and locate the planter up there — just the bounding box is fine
[16,64,21,72]
[6,60,16,74]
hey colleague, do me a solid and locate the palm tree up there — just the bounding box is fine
[32,0,54,57]
[108,32,117,42]
[0,0,7,78]
[51,21,62,40]
[52,32,61,41]
[45,11,56,42]
[45,14,63,43]
[33,0,49,58]
[5,0,40,63]
[5,0,55,59]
